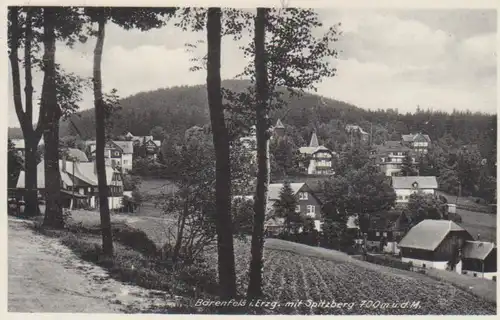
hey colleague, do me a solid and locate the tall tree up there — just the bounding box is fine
[206,7,237,299]
[401,154,417,177]
[90,8,114,255]
[272,181,301,235]
[85,7,177,256]
[8,139,24,189]
[245,7,340,298]
[247,7,269,299]
[8,7,44,216]
[40,7,64,228]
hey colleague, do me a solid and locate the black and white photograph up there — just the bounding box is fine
[6,1,498,315]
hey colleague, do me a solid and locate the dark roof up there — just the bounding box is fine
[402,133,431,143]
[462,241,495,260]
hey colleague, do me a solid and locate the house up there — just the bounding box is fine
[398,220,474,271]
[371,141,417,176]
[361,210,411,255]
[298,132,336,175]
[143,139,162,160]
[461,241,497,280]
[261,182,323,233]
[16,160,123,210]
[391,176,438,203]
[345,124,369,142]
[402,133,431,154]
[9,137,44,158]
[86,140,134,172]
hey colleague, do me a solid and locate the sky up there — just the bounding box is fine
[7,8,497,127]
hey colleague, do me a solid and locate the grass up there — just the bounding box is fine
[31,208,497,315]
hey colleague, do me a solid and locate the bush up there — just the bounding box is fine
[448,212,463,223]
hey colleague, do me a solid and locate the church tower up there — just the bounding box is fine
[274,119,285,137]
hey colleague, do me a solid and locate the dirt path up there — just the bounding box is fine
[8,218,179,313]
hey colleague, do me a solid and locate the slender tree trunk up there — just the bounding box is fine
[9,7,42,216]
[41,7,64,228]
[172,197,188,263]
[247,8,269,299]
[93,13,113,256]
[206,7,237,299]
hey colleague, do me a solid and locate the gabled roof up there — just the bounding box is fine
[462,241,496,260]
[16,160,118,189]
[309,132,319,148]
[402,133,431,143]
[268,183,306,201]
[345,125,368,135]
[392,176,438,189]
[398,220,468,251]
[63,148,89,162]
[110,141,134,154]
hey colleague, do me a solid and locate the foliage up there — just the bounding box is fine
[407,193,448,226]
[401,154,417,176]
[272,181,303,234]
[149,125,166,140]
[122,174,142,191]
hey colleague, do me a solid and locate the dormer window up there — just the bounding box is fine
[299,192,308,200]
[412,181,419,189]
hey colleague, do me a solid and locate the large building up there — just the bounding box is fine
[298,132,336,175]
[391,176,438,203]
[85,140,134,172]
[16,160,123,210]
[371,141,417,176]
[461,241,497,280]
[345,124,369,143]
[398,220,473,272]
[402,133,431,154]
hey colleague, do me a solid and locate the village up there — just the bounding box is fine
[8,119,497,283]
[7,6,497,316]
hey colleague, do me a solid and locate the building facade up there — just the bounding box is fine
[371,141,417,176]
[299,132,336,175]
[402,133,431,154]
[391,176,438,203]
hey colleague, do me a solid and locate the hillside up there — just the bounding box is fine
[8,79,496,162]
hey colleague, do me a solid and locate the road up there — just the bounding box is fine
[8,217,178,313]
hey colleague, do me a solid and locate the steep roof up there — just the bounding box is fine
[402,133,431,143]
[309,132,319,148]
[392,176,438,189]
[64,148,89,162]
[111,141,134,154]
[398,220,467,251]
[16,160,117,189]
[462,241,496,260]
[267,183,306,201]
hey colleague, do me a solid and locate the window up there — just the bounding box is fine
[493,276,496,282]
[381,157,385,163]
[397,195,403,200]
[376,232,380,237]
[383,232,387,237]
[422,264,426,269]
[398,152,402,156]
[404,195,409,200]
[473,273,477,277]
[299,192,308,200]
[123,160,128,165]
[296,205,301,213]
[307,205,315,215]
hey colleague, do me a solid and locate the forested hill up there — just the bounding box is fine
[9,79,496,161]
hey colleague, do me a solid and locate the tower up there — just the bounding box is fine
[309,132,319,148]
[274,119,285,137]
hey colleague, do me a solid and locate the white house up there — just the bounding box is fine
[391,176,438,203]
[86,140,134,172]
[398,220,473,272]
[298,132,336,175]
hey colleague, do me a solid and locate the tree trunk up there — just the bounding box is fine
[24,138,39,216]
[247,8,269,299]
[93,13,113,256]
[9,7,43,217]
[41,7,64,228]
[172,197,188,263]
[206,7,237,299]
